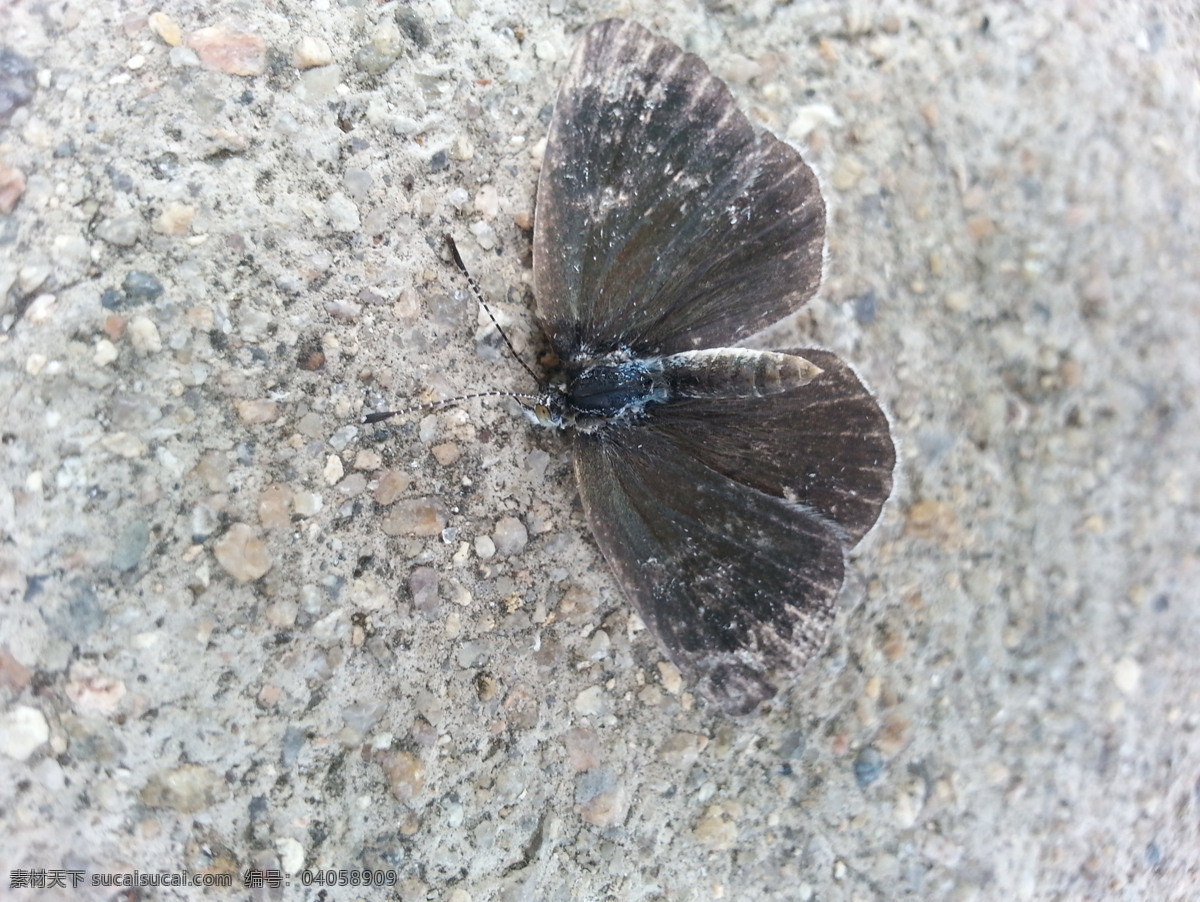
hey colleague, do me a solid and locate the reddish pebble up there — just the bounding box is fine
[187,24,268,76]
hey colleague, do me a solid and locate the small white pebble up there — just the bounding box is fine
[128,315,162,353]
[294,492,323,517]
[0,705,50,761]
[474,184,500,219]
[449,135,474,161]
[168,46,200,68]
[1113,657,1141,696]
[25,294,56,323]
[93,339,118,366]
[323,455,345,485]
[293,35,333,69]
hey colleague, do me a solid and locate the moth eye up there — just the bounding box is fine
[535,403,552,424]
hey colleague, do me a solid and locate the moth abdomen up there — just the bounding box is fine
[660,348,823,400]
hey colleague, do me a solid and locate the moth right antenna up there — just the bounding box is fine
[444,234,540,385]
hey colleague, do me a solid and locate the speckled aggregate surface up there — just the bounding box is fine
[1,1,1197,900]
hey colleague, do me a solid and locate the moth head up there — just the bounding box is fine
[526,388,571,429]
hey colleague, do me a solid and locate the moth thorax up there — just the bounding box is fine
[660,349,823,400]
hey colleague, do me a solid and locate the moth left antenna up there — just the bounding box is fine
[443,234,540,384]
[363,390,539,425]
[361,236,542,424]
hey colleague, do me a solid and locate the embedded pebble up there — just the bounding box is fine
[431,443,460,466]
[101,431,147,458]
[0,162,25,214]
[65,663,127,715]
[275,837,304,875]
[0,649,32,693]
[113,519,150,571]
[557,584,598,620]
[354,449,382,471]
[583,630,610,662]
[187,24,268,76]
[257,484,293,529]
[323,454,345,485]
[657,661,684,695]
[265,599,298,629]
[396,8,430,48]
[325,298,361,320]
[473,535,496,560]
[298,63,343,102]
[235,399,279,424]
[328,425,359,451]
[446,187,470,210]
[110,396,161,431]
[293,36,333,69]
[491,516,528,556]
[97,215,139,246]
[563,727,601,772]
[128,315,162,352]
[342,701,386,734]
[168,46,200,68]
[449,135,474,161]
[103,315,127,340]
[382,498,448,537]
[0,705,49,760]
[356,22,403,75]
[573,685,608,717]
[658,732,709,769]
[338,473,367,495]
[25,294,56,323]
[854,746,885,787]
[182,361,211,385]
[409,567,439,614]
[190,504,220,541]
[19,263,50,294]
[1113,657,1141,696]
[123,270,164,302]
[456,639,490,668]
[692,804,739,850]
[293,492,323,517]
[469,220,496,250]
[382,750,425,804]
[373,469,411,505]
[141,764,227,812]
[326,192,360,232]
[580,781,629,828]
[0,48,36,126]
[904,498,959,545]
[148,11,182,46]
[343,167,373,199]
[474,184,499,219]
[445,578,471,607]
[214,523,272,581]
[154,202,194,235]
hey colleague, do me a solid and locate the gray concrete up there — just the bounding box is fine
[1,1,1196,899]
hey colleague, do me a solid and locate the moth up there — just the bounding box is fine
[527,20,895,714]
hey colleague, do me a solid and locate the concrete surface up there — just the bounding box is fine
[1,1,1196,899]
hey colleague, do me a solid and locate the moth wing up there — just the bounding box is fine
[650,349,895,543]
[534,19,825,356]
[573,428,846,715]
